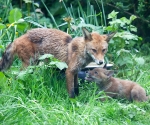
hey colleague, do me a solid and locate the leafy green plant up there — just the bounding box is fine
[38,54,68,70]
[58,1,104,36]
[102,11,144,78]
[0,7,45,53]
[0,0,12,23]
[0,1,150,125]
[11,54,68,81]
[0,8,29,56]
[40,0,58,28]
[23,0,39,17]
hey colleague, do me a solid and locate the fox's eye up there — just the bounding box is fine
[95,71,98,74]
[92,49,97,53]
[102,49,106,53]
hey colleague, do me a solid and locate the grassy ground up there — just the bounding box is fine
[0,56,150,125]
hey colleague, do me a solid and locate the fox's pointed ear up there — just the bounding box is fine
[82,27,92,41]
[106,32,116,42]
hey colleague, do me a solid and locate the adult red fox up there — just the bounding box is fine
[0,28,115,98]
[86,68,149,102]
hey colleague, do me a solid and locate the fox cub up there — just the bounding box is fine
[86,68,148,102]
[0,28,115,98]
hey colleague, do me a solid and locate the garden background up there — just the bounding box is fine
[0,0,150,124]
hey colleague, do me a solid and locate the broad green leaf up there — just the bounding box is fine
[23,0,32,3]
[0,45,4,49]
[0,23,6,29]
[123,33,138,40]
[123,56,133,64]
[108,10,118,19]
[115,56,133,66]
[17,69,33,81]
[0,72,8,91]
[135,57,145,65]
[138,37,143,41]
[49,61,57,65]
[17,70,27,81]
[116,32,138,41]
[120,17,130,24]
[115,57,124,66]
[130,15,137,22]
[49,61,68,70]
[105,26,113,31]
[34,3,39,7]
[130,25,137,32]
[39,54,54,60]
[117,49,130,56]
[0,72,7,83]
[17,22,28,32]
[8,8,22,23]
[109,19,125,27]
[16,18,25,23]
[55,62,68,70]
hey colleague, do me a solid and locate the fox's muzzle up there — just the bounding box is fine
[90,54,104,65]
[95,60,103,65]
[94,58,104,65]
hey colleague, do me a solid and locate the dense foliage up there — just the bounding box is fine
[0,0,150,124]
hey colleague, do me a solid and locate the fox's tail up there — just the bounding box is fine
[0,43,15,71]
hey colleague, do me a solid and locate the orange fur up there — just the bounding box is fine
[86,68,148,102]
[0,28,115,98]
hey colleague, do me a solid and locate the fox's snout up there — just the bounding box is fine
[99,61,103,65]
[94,58,104,65]
[88,50,105,65]
[85,70,90,77]
[85,70,94,81]
[95,60,103,65]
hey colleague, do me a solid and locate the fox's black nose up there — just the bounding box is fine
[99,61,103,65]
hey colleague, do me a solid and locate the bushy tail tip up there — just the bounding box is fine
[0,43,15,71]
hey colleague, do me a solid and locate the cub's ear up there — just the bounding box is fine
[82,27,92,41]
[106,32,116,42]
[106,70,114,77]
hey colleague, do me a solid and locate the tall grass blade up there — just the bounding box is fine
[100,0,106,26]
[31,1,38,23]
[41,0,59,29]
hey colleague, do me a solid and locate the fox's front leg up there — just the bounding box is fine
[65,69,75,98]
[74,74,79,96]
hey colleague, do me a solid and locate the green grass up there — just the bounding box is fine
[0,0,150,124]
[0,56,150,125]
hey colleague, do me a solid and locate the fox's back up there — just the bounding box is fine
[111,78,136,92]
[27,28,72,44]
[27,28,72,62]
